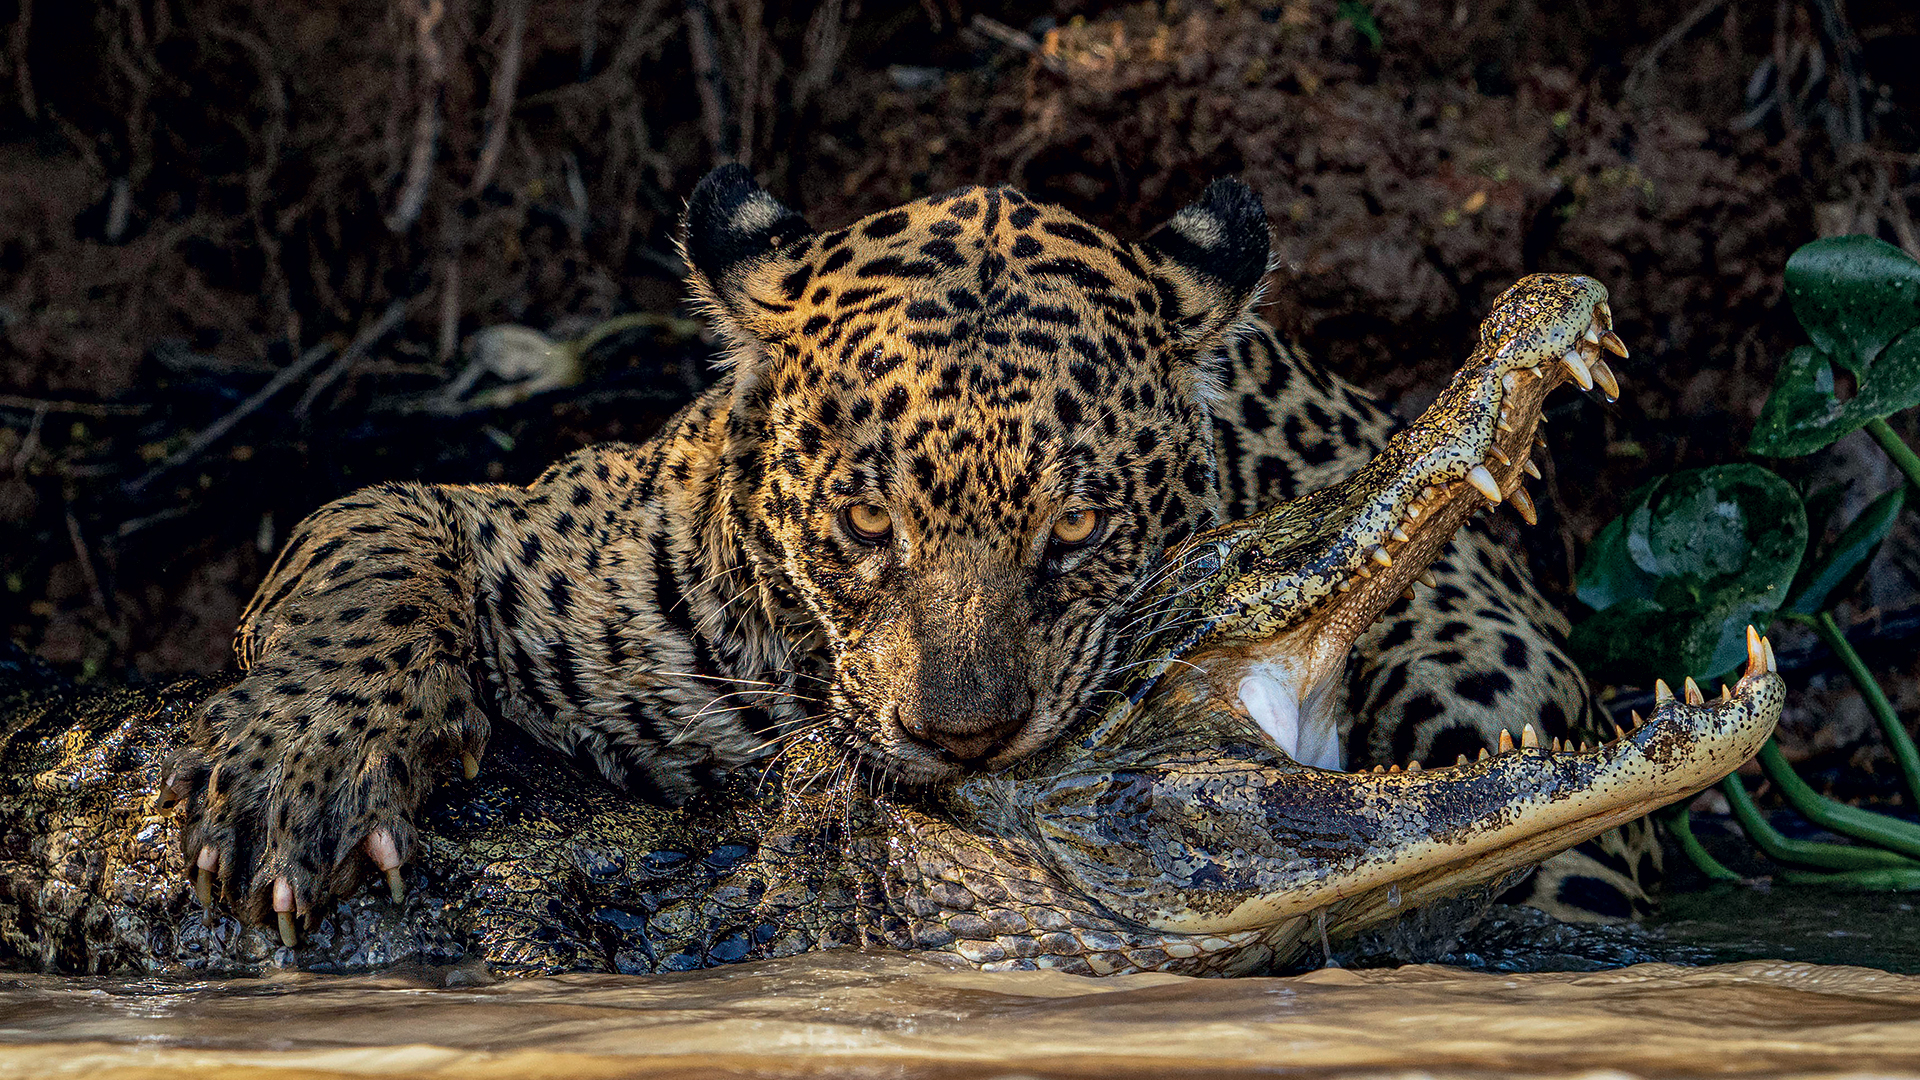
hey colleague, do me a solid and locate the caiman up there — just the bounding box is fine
[0,274,1782,977]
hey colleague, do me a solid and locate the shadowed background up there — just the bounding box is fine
[1,0,1917,805]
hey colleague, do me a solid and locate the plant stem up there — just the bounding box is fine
[1866,417,1920,497]
[1720,763,1920,871]
[1756,740,1920,858]
[1779,867,1920,891]
[1665,806,1743,881]
[1809,610,1920,808]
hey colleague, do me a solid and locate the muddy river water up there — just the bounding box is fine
[5,888,1920,1079]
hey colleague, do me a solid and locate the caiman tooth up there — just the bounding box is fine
[1402,587,1417,601]
[1503,372,1519,393]
[1721,685,1733,702]
[1524,458,1542,479]
[1356,565,1373,579]
[1337,579,1353,593]
[1509,485,1538,525]
[1579,740,1591,752]
[1562,351,1594,391]
[1631,709,1647,730]
[1498,729,1515,753]
[1612,723,1626,741]
[1467,465,1502,503]
[1585,324,1603,345]
[1745,625,1765,676]
[1489,446,1511,467]
[1389,764,1402,773]
[1600,331,1629,358]
[1478,747,1490,761]
[1407,759,1422,772]
[1591,359,1621,401]
[1456,754,1470,766]
[1391,525,1411,543]
[1550,737,1563,753]
[1653,679,1674,703]
[1597,300,1614,328]
[1683,676,1705,705]
[1404,501,1423,522]
[1764,636,1778,673]
[1498,412,1516,433]
[1372,547,1394,568]
[1417,569,1438,588]
[1521,724,1539,749]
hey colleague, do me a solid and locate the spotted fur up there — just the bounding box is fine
[170,166,1645,927]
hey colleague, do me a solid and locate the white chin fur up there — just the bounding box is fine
[1237,666,1343,771]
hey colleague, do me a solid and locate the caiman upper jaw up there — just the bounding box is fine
[1100,274,1625,762]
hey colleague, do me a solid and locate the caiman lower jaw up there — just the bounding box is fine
[1036,634,1781,945]
[1135,274,1626,766]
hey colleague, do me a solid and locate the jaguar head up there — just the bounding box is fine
[680,165,1271,783]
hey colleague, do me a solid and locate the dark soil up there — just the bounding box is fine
[2,1,1918,798]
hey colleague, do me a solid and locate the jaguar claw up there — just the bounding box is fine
[272,877,298,948]
[366,828,404,903]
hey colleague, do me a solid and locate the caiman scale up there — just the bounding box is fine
[1,268,1782,977]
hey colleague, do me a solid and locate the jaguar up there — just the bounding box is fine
[165,165,1640,944]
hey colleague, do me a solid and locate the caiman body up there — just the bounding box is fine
[0,277,1784,977]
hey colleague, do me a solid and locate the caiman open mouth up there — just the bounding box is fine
[1023,629,1782,952]
[1006,274,1782,965]
[1096,274,1627,767]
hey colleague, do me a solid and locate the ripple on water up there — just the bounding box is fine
[6,946,1920,1079]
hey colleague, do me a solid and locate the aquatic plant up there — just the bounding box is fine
[1574,235,1920,889]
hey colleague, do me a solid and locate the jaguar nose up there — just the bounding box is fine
[902,712,1027,764]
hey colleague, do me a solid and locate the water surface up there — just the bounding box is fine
[6,888,1920,1079]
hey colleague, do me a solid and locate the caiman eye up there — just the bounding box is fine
[843,502,894,544]
[1050,509,1106,548]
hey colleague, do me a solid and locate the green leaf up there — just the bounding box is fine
[1785,236,1920,375]
[1750,338,1920,456]
[1572,465,1807,680]
[1753,238,1920,458]
[1785,486,1906,616]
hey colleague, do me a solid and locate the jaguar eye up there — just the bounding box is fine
[1050,509,1106,548]
[843,502,894,544]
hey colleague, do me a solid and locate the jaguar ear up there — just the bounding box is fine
[1140,178,1272,343]
[680,164,817,345]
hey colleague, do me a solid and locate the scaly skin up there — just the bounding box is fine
[0,277,1782,976]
